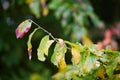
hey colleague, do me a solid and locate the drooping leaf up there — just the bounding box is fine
[44,40,54,56]
[27,28,39,60]
[37,35,54,61]
[51,39,67,68]
[15,19,32,39]
[71,47,80,65]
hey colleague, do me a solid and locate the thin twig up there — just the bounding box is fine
[29,19,57,41]
[29,19,71,50]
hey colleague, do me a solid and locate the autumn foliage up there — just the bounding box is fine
[16,19,120,80]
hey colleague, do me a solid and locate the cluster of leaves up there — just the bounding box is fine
[16,19,120,80]
[49,0,102,42]
[24,0,102,42]
[26,0,49,18]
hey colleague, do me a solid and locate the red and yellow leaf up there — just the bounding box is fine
[16,19,32,39]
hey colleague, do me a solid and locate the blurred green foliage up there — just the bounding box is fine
[0,0,120,80]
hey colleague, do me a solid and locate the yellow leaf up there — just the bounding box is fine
[71,47,80,65]
[40,0,49,16]
[26,0,33,4]
[59,58,66,70]
[30,73,40,80]
[43,7,49,16]
[40,0,46,3]
[82,35,93,46]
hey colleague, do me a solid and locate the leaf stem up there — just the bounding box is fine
[29,19,57,41]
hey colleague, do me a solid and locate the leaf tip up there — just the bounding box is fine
[28,48,32,60]
[58,39,65,48]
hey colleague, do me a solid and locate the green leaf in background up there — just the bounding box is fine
[37,35,54,61]
[15,19,32,39]
[27,28,39,60]
[51,39,67,68]
[48,0,61,10]
[29,0,40,18]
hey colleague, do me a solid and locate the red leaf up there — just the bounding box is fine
[15,19,32,39]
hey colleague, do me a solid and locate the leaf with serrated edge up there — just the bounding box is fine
[51,39,67,67]
[27,28,39,60]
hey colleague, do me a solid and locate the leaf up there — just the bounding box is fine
[106,56,119,78]
[71,47,80,65]
[95,66,105,80]
[27,28,39,60]
[44,40,54,56]
[51,39,67,68]
[59,57,66,70]
[37,35,54,61]
[29,0,40,18]
[82,54,98,73]
[43,7,49,16]
[15,19,32,39]
[82,35,93,46]
[41,0,49,16]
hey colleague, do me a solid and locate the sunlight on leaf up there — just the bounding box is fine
[16,19,32,39]
[27,28,39,60]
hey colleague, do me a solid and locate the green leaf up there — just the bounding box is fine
[29,1,40,18]
[82,54,98,73]
[44,40,54,56]
[15,19,32,39]
[37,35,54,61]
[48,0,61,10]
[51,39,67,67]
[106,56,119,78]
[27,28,39,60]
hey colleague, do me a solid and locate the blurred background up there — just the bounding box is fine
[0,0,120,80]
